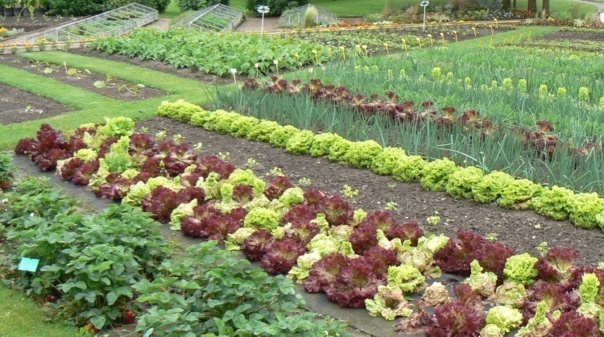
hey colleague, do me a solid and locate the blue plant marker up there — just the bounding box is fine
[143,328,154,337]
[18,257,40,272]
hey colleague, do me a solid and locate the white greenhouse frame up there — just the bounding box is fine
[171,4,243,32]
[26,3,158,43]
[279,5,338,28]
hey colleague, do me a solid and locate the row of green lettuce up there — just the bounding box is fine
[158,99,604,230]
[0,177,349,336]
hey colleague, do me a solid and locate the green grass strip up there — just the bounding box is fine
[0,64,117,108]
[20,51,215,98]
[0,285,81,337]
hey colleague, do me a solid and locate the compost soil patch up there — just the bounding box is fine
[0,55,166,101]
[0,82,73,124]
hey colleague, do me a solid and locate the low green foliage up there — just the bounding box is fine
[1,178,172,330]
[420,158,458,192]
[90,28,332,76]
[344,139,382,169]
[0,152,15,189]
[134,241,350,336]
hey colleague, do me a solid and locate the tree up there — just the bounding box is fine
[542,0,549,15]
[528,0,537,12]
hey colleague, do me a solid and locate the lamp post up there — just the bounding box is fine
[419,0,429,32]
[257,5,270,36]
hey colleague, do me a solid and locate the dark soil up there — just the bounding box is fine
[0,55,166,101]
[136,117,604,268]
[533,29,604,43]
[0,82,73,124]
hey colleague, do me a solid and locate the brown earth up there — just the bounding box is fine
[0,82,73,124]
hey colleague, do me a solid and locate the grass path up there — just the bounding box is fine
[0,285,81,337]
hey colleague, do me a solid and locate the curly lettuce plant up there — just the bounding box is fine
[392,155,426,182]
[269,125,301,148]
[569,192,604,229]
[420,158,458,192]
[472,170,515,204]
[504,253,538,286]
[157,99,203,123]
[532,185,575,220]
[343,140,382,169]
[497,178,542,210]
[370,147,407,176]
[309,132,342,157]
[285,130,315,155]
[328,137,354,163]
[446,166,485,199]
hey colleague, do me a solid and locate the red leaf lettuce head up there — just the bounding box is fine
[476,241,515,285]
[198,155,235,179]
[176,186,206,205]
[305,253,349,293]
[281,203,317,226]
[264,175,294,200]
[548,311,599,337]
[303,188,327,210]
[349,223,379,255]
[286,220,321,243]
[363,245,398,278]
[434,230,487,276]
[425,301,486,337]
[522,280,579,324]
[15,137,38,155]
[229,207,249,225]
[232,184,255,204]
[241,229,274,262]
[129,133,156,156]
[327,256,386,308]
[141,186,180,223]
[387,221,424,245]
[453,283,482,307]
[93,173,132,201]
[361,210,399,232]
[204,213,241,242]
[536,247,579,284]
[318,195,354,226]
[180,204,222,238]
[260,237,307,275]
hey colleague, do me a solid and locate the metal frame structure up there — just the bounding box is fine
[171,4,243,32]
[26,3,158,43]
[279,4,338,28]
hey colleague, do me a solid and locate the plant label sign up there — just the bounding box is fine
[420,0,430,7]
[18,257,40,272]
[256,5,269,14]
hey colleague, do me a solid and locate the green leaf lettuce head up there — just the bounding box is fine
[224,227,256,251]
[285,130,315,155]
[279,187,305,207]
[531,185,575,220]
[569,192,604,229]
[288,251,323,283]
[310,132,342,157]
[365,285,413,320]
[122,177,183,206]
[73,148,98,162]
[157,99,203,123]
[328,137,354,163]
[343,140,383,169]
[494,281,526,308]
[387,264,425,293]
[464,260,497,298]
[226,169,266,198]
[269,125,301,148]
[244,207,280,231]
[446,166,484,199]
[516,300,553,337]
[370,146,407,176]
[485,305,523,334]
[170,199,197,231]
[480,324,504,337]
[504,253,538,285]
[420,158,458,192]
[472,170,515,204]
[97,116,135,138]
[497,178,542,210]
[392,155,426,182]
